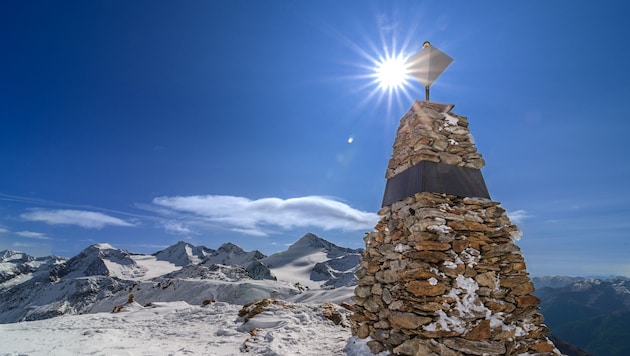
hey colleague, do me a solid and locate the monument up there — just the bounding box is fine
[351,43,561,355]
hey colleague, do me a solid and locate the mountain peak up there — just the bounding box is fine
[154,241,214,266]
[90,243,115,250]
[0,250,34,263]
[290,233,328,249]
[202,242,266,268]
[287,233,358,257]
[51,243,140,280]
[261,233,362,289]
[217,242,244,253]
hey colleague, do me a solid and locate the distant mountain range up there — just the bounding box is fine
[532,276,630,355]
[0,233,361,324]
[2,234,626,355]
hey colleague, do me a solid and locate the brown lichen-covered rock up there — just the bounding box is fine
[238,298,292,322]
[406,280,449,296]
[351,102,561,355]
[443,338,506,355]
[389,311,432,329]
[321,302,344,326]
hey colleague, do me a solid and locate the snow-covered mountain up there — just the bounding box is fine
[202,242,265,266]
[262,233,362,289]
[50,243,147,280]
[532,276,588,289]
[0,244,151,323]
[0,250,64,290]
[153,241,215,266]
[0,233,361,324]
[200,242,275,280]
[533,276,630,355]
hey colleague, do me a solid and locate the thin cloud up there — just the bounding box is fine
[21,209,134,229]
[162,221,194,235]
[16,231,51,240]
[152,195,379,234]
[508,209,532,224]
[0,227,8,234]
[0,192,163,223]
[231,228,269,237]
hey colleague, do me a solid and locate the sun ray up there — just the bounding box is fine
[316,13,433,121]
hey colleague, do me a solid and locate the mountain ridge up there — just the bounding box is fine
[0,233,360,323]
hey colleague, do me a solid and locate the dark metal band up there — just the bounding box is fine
[382,161,490,207]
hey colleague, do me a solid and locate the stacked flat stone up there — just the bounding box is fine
[385,102,484,179]
[351,101,561,355]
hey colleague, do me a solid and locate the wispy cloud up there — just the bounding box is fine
[161,221,194,235]
[21,209,134,229]
[152,195,379,236]
[0,227,8,234]
[508,209,532,224]
[16,231,51,240]
[231,228,269,237]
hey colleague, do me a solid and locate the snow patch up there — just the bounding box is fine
[444,114,459,126]
[423,309,466,334]
[92,243,115,250]
[423,275,504,335]
[443,261,458,269]
[429,267,446,278]
[427,225,452,234]
[345,337,389,356]
[130,255,180,280]
[394,243,411,253]
[460,247,480,268]
[510,229,523,241]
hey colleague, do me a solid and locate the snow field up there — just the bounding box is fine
[0,300,366,356]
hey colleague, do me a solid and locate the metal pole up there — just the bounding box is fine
[425,86,430,101]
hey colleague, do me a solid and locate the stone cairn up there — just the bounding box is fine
[351,101,561,355]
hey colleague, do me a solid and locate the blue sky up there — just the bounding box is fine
[1,1,628,277]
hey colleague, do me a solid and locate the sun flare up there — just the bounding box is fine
[375,54,409,90]
[326,22,421,116]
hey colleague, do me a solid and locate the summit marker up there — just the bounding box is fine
[351,43,561,355]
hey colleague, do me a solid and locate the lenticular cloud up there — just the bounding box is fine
[21,209,134,229]
[152,195,379,233]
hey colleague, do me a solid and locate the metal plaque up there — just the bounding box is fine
[382,161,490,207]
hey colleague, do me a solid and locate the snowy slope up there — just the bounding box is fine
[0,300,375,355]
[130,254,181,280]
[90,278,305,312]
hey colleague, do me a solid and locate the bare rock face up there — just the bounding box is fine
[351,101,561,355]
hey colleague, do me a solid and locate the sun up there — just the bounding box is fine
[322,20,421,116]
[375,54,410,90]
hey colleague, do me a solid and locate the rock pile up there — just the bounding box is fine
[385,101,483,179]
[351,101,560,355]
